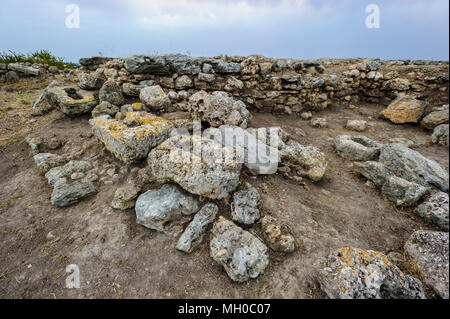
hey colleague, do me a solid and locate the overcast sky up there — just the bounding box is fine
[0,0,448,63]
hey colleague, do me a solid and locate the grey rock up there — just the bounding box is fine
[124,54,170,74]
[405,231,449,299]
[7,63,39,76]
[198,73,215,82]
[167,54,202,75]
[210,217,269,282]
[231,188,260,225]
[432,124,449,146]
[189,91,251,128]
[175,75,193,89]
[281,140,327,182]
[204,125,279,175]
[203,59,241,74]
[148,134,242,199]
[78,72,106,90]
[33,153,68,175]
[51,180,96,207]
[79,56,113,70]
[334,135,382,161]
[315,247,425,299]
[122,83,142,97]
[91,101,120,118]
[45,86,98,116]
[416,192,449,231]
[45,160,92,186]
[5,71,19,83]
[135,184,200,231]
[176,203,218,253]
[355,161,428,207]
[346,120,368,132]
[32,81,61,115]
[140,85,171,111]
[311,118,328,128]
[111,184,141,210]
[99,81,125,106]
[379,143,449,192]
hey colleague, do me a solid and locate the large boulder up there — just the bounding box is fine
[355,161,428,207]
[90,113,174,164]
[167,54,202,75]
[135,184,200,231]
[415,192,449,231]
[315,247,425,299]
[147,134,242,200]
[204,125,279,175]
[379,143,449,192]
[334,135,382,161]
[99,81,125,106]
[176,203,218,253]
[189,91,251,129]
[124,54,171,74]
[231,188,260,225]
[140,85,171,111]
[405,231,449,299]
[281,140,327,182]
[380,96,426,124]
[210,217,269,282]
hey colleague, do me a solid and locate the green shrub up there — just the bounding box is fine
[0,50,75,69]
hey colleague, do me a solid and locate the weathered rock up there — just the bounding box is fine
[176,203,218,253]
[124,54,170,74]
[148,134,242,200]
[33,153,68,175]
[111,184,141,210]
[198,73,215,82]
[135,184,200,231]
[281,141,327,182]
[78,72,106,90]
[99,81,125,106]
[204,125,279,175]
[44,85,98,116]
[90,112,174,163]
[355,161,428,207]
[26,136,62,155]
[32,81,61,115]
[246,127,289,150]
[7,63,39,76]
[79,56,113,70]
[175,75,193,89]
[421,108,449,130]
[311,118,328,128]
[122,83,142,97]
[140,85,171,111]
[189,91,251,129]
[380,96,426,124]
[91,101,120,118]
[210,217,269,282]
[346,120,368,132]
[432,124,449,146]
[334,135,382,161]
[203,59,241,74]
[167,54,202,75]
[315,247,425,299]
[231,188,260,225]
[261,216,296,253]
[5,71,19,83]
[404,231,449,299]
[45,160,92,186]
[416,192,449,231]
[379,143,449,192]
[51,180,96,207]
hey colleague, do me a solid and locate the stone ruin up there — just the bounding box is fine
[18,53,449,298]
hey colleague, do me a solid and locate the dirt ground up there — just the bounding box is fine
[0,78,448,299]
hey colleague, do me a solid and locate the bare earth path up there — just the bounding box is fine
[0,79,447,299]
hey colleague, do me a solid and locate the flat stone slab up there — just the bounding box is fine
[90,112,174,164]
[46,86,98,116]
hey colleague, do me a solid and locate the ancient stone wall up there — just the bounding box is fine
[77,54,449,115]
